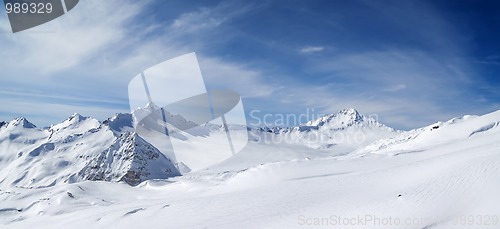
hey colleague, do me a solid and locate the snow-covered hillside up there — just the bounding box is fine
[1,109,500,228]
[250,108,399,151]
[0,113,179,189]
[352,110,500,157]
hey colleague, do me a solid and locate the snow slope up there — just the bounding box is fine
[0,114,179,189]
[1,109,500,228]
[353,110,500,157]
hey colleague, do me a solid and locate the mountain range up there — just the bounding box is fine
[0,107,400,189]
[1,108,500,228]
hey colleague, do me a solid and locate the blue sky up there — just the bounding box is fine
[0,0,499,130]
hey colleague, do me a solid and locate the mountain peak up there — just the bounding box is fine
[142,102,161,111]
[339,108,361,117]
[104,113,134,135]
[79,131,180,186]
[9,117,37,129]
[68,113,87,122]
[49,113,100,134]
[306,108,364,127]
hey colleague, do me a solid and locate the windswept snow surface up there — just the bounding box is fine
[1,109,500,228]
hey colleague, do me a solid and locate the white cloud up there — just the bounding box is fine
[0,0,274,126]
[383,84,407,92]
[0,0,144,75]
[257,48,479,129]
[199,57,275,98]
[171,8,227,33]
[169,1,261,36]
[299,46,324,54]
[0,0,486,130]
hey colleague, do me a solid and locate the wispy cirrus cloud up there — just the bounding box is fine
[383,84,407,92]
[0,0,145,76]
[170,7,226,33]
[265,48,483,129]
[200,57,275,98]
[299,46,324,54]
[0,0,497,130]
[0,0,271,126]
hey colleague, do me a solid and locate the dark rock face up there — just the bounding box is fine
[79,132,180,186]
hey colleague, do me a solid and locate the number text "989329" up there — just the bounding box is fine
[5,2,53,14]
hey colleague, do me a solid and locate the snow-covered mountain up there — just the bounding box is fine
[0,113,179,189]
[250,108,399,150]
[0,108,395,189]
[1,109,500,228]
